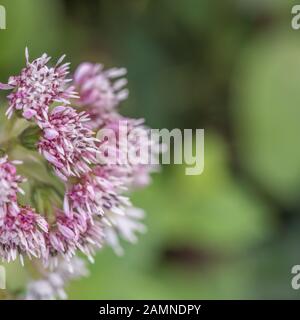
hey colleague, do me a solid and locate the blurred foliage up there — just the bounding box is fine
[1,0,300,299]
[68,133,274,299]
[233,31,300,205]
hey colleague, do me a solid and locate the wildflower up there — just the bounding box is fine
[76,217,105,263]
[104,207,146,256]
[25,279,57,300]
[74,62,128,129]
[44,211,82,267]
[25,256,89,300]
[66,165,130,220]
[38,106,99,181]
[45,210,104,267]
[0,49,160,299]
[0,48,77,123]
[0,206,48,265]
[99,117,160,189]
[65,165,144,258]
[0,156,25,221]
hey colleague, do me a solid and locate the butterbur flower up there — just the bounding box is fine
[38,106,99,181]
[0,49,161,300]
[76,217,105,263]
[100,117,160,189]
[25,256,89,300]
[105,207,147,256]
[0,156,25,220]
[66,165,130,220]
[25,279,58,300]
[0,206,48,265]
[45,211,81,267]
[45,210,104,267]
[74,62,128,128]
[0,48,77,123]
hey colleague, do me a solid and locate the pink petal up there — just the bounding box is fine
[0,82,14,90]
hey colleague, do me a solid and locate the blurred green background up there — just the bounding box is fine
[1,0,300,299]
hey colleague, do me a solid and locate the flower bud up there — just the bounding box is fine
[19,125,41,150]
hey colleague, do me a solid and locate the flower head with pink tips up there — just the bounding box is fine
[0,48,77,124]
[0,48,161,300]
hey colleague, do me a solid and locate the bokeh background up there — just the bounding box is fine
[1,0,300,299]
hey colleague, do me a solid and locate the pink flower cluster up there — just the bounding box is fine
[0,49,160,299]
[98,116,160,188]
[74,62,128,129]
[0,206,48,265]
[0,156,48,265]
[1,49,77,123]
[25,256,89,300]
[38,106,99,181]
[45,210,104,267]
[0,156,24,219]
